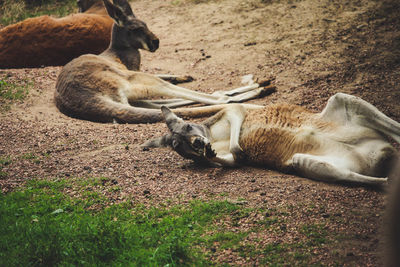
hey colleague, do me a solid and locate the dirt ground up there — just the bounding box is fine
[1,0,400,265]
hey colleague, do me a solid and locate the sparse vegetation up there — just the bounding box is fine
[0,179,239,265]
[0,76,29,100]
[300,223,328,246]
[0,156,11,179]
[0,0,76,26]
[0,0,395,265]
[0,75,31,111]
[0,178,337,266]
[20,152,37,160]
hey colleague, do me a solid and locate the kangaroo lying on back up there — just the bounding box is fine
[143,93,400,186]
[55,0,270,124]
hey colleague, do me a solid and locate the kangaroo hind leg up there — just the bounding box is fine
[95,97,162,123]
[128,72,269,106]
[134,83,270,109]
[156,74,194,84]
[320,93,400,143]
[290,153,388,186]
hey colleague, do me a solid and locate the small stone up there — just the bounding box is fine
[143,189,151,195]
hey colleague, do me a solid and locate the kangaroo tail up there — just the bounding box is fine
[84,99,165,124]
[54,90,162,123]
[172,104,229,119]
[111,103,233,123]
[172,103,263,119]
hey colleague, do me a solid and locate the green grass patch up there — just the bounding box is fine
[0,179,243,266]
[251,223,330,266]
[0,76,31,112]
[20,152,37,160]
[0,0,76,26]
[300,223,328,246]
[0,177,337,265]
[258,215,281,228]
[0,156,11,179]
[259,243,314,266]
[205,231,248,250]
[0,77,29,100]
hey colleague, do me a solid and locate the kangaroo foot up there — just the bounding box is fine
[163,75,195,84]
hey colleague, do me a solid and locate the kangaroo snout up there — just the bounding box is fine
[149,38,159,52]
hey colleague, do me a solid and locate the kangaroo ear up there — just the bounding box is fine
[113,0,135,17]
[161,106,185,132]
[141,134,172,149]
[103,0,132,26]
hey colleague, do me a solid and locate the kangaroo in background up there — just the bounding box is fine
[55,0,271,124]
[0,0,113,68]
[143,93,400,186]
[384,160,400,266]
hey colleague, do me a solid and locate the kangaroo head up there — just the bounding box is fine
[103,0,159,52]
[142,107,214,162]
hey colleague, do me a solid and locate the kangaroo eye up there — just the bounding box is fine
[172,139,180,149]
[130,28,143,36]
[185,124,192,131]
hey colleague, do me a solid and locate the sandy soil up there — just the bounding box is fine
[1,0,399,265]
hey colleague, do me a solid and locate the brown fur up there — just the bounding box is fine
[145,93,399,185]
[0,1,112,68]
[55,54,228,123]
[54,0,269,124]
[240,104,332,169]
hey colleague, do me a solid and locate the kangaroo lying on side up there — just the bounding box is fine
[55,0,271,124]
[0,0,113,68]
[143,93,400,186]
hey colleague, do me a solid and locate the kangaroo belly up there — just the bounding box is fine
[239,126,320,170]
[238,105,332,170]
[238,105,397,176]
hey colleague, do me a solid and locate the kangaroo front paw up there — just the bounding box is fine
[205,142,217,158]
[190,137,216,159]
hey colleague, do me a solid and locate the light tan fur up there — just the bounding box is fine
[238,104,333,170]
[55,0,270,124]
[0,0,113,68]
[144,93,400,186]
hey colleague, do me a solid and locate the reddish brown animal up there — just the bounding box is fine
[55,0,269,124]
[0,0,113,68]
